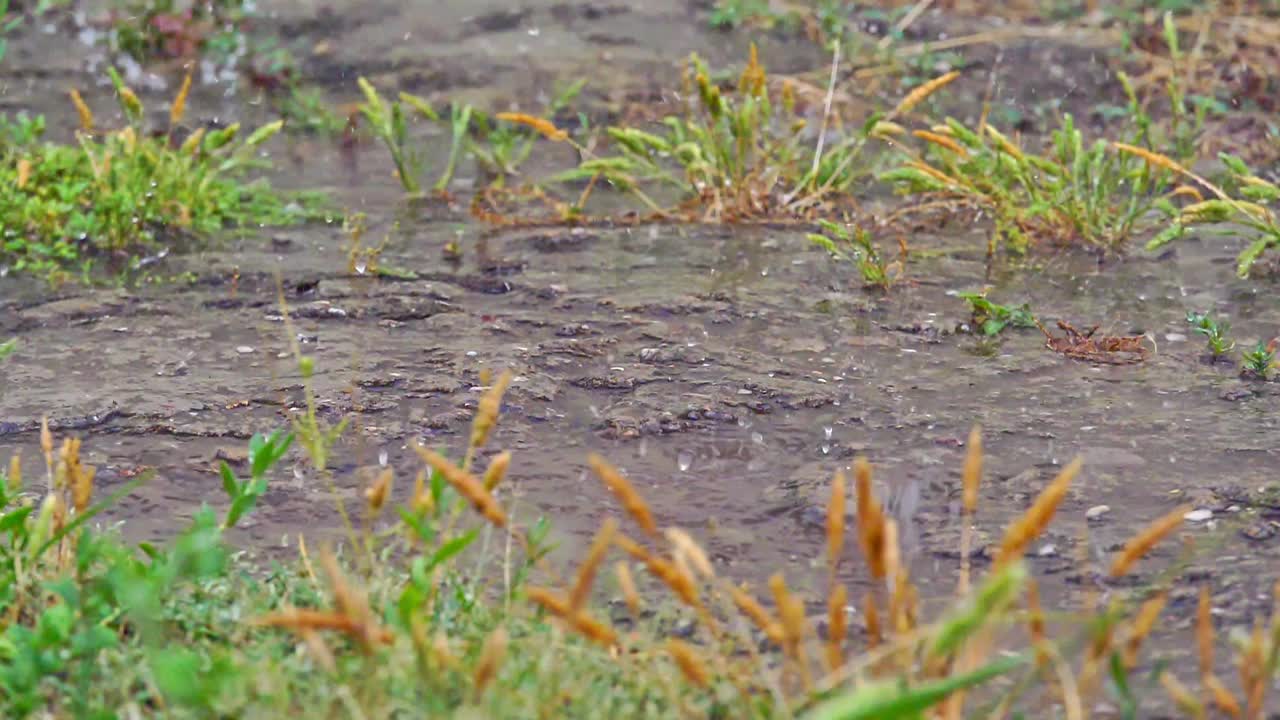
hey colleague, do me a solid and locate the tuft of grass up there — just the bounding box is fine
[1142,151,1280,278]
[884,21,1207,259]
[957,289,1037,336]
[358,77,587,197]
[0,69,320,281]
[554,44,954,221]
[1185,310,1234,358]
[807,218,905,290]
[1241,339,1277,380]
[105,0,252,64]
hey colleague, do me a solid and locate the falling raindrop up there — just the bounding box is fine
[821,444,830,455]
[751,432,764,445]
[355,258,367,275]
[677,450,693,472]
[823,426,833,440]
[378,450,388,467]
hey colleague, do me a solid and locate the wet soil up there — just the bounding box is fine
[2,0,1280,711]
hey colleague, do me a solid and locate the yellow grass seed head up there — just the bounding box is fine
[412,444,507,528]
[893,70,961,117]
[863,591,881,649]
[730,584,785,645]
[69,89,94,131]
[1171,184,1205,202]
[781,79,796,114]
[433,632,458,670]
[1124,591,1167,669]
[984,125,1024,160]
[1204,673,1241,718]
[738,42,766,98]
[994,457,1081,568]
[570,518,617,613]
[1108,505,1189,577]
[827,470,847,571]
[482,451,512,492]
[588,454,658,539]
[1026,579,1048,669]
[71,461,95,514]
[16,159,31,190]
[117,86,144,121]
[364,467,393,515]
[40,416,53,467]
[870,120,906,139]
[1197,586,1214,677]
[615,561,641,617]
[904,159,956,185]
[526,585,570,618]
[696,72,724,119]
[7,454,20,493]
[411,469,434,516]
[170,68,194,128]
[666,527,714,579]
[568,611,619,648]
[768,573,806,651]
[913,129,968,156]
[854,457,888,578]
[962,426,982,513]
[1114,142,1187,174]
[647,555,700,609]
[667,638,711,688]
[1160,671,1206,720]
[825,583,849,672]
[472,626,508,699]
[495,112,569,142]
[470,369,513,451]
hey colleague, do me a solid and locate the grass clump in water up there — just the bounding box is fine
[1140,150,1280,278]
[556,44,956,221]
[883,14,1209,259]
[807,218,906,290]
[0,68,318,281]
[958,289,1038,337]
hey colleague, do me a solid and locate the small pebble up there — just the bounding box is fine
[1037,544,1057,557]
[1164,332,1187,342]
[236,345,254,354]
[1085,504,1110,521]
[1184,509,1213,523]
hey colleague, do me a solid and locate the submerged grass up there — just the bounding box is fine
[2,335,1278,717]
[0,68,320,281]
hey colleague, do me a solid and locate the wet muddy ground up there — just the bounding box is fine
[2,0,1280,708]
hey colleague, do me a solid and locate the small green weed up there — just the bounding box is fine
[707,0,777,30]
[1185,310,1234,358]
[0,69,319,280]
[0,0,22,63]
[468,79,584,186]
[807,219,905,290]
[1241,339,1277,380]
[957,289,1037,336]
[106,0,251,63]
[357,77,463,195]
[0,338,14,360]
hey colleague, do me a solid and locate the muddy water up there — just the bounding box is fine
[2,0,1280,701]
